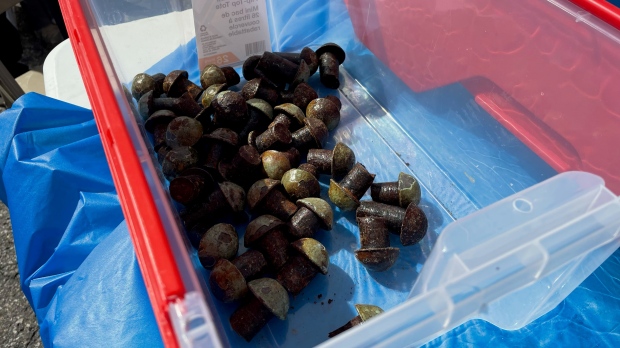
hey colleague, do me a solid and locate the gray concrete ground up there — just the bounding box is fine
[0,203,42,347]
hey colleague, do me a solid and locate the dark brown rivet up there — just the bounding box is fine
[297,163,318,178]
[165,116,203,148]
[328,163,375,211]
[242,55,261,81]
[400,203,428,246]
[281,169,320,201]
[200,83,227,109]
[161,146,199,180]
[156,146,171,165]
[221,66,241,87]
[239,98,274,144]
[254,51,303,88]
[247,179,298,221]
[200,64,227,89]
[212,91,249,130]
[241,78,279,106]
[291,117,329,151]
[355,217,399,272]
[325,95,342,110]
[151,73,166,97]
[163,70,203,100]
[145,110,176,148]
[276,238,328,295]
[198,223,239,269]
[209,250,267,303]
[292,82,318,111]
[274,47,319,76]
[316,43,346,89]
[196,128,238,172]
[306,98,340,131]
[218,145,262,189]
[268,114,292,130]
[244,215,291,270]
[229,278,289,342]
[131,73,156,100]
[328,304,384,338]
[287,198,333,239]
[273,103,306,131]
[354,248,400,272]
[248,130,258,149]
[282,147,301,167]
[140,91,203,119]
[169,173,212,205]
[371,172,421,208]
[255,123,292,153]
[307,142,355,179]
[180,181,245,229]
[356,201,427,245]
[261,150,291,180]
[355,201,404,233]
[232,249,268,280]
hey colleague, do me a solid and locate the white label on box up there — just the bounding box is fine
[192,0,271,69]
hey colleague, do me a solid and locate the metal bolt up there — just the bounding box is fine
[161,146,200,180]
[288,198,333,239]
[328,163,376,211]
[145,110,176,148]
[131,73,155,100]
[165,116,203,148]
[261,150,291,180]
[238,98,274,145]
[325,95,342,110]
[255,123,292,153]
[139,90,202,118]
[328,304,384,337]
[371,172,421,208]
[307,142,356,179]
[244,215,291,270]
[247,179,298,221]
[297,163,318,178]
[198,223,239,269]
[209,250,267,303]
[218,145,263,189]
[276,238,328,295]
[163,70,203,100]
[181,181,245,229]
[316,43,346,89]
[254,51,309,88]
[356,201,428,246]
[200,64,227,89]
[281,168,320,201]
[273,103,306,131]
[212,91,249,131]
[229,278,289,342]
[195,128,238,173]
[242,55,261,81]
[291,117,328,151]
[241,78,279,106]
[354,217,399,272]
[306,98,341,131]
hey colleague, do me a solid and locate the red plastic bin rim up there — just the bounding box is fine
[570,0,620,30]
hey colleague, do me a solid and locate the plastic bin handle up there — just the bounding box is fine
[569,0,620,31]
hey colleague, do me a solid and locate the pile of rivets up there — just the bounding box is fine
[131,44,428,342]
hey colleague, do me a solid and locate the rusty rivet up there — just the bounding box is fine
[274,47,319,76]
[281,147,301,167]
[196,128,238,172]
[255,51,308,88]
[244,215,291,270]
[297,163,318,178]
[291,117,328,151]
[163,70,203,100]
[239,98,274,144]
[287,198,333,239]
[261,150,291,180]
[268,114,291,130]
[169,172,213,205]
[131,73,156,100]
[307,142,355,179]
[212,91,249,130]
[198,223,239,269]
[200,64,227,89]
[255,123,292,153]
[247,179,298,221]
[221,66,241,87]
[151,73,166,97]
[281,168,320,201]
[229,278,289,342]
[356,201,428,246]
[371,172,421,208]
[209,250,267,303]
[316,43,346,89]
[276,238,328,295]
[328,304,384,337]
[241,78,279,106]
[161,146,199,180]
[145,110,176,148]
[140,91,202,119]
[219,145,262,188]
[328,163,375,211]
[166,116,203,148]
[180,181,245,229]
[292,82,319,111]
[242,55,261,81]
[273,103,306,131]
[306,98,340,131]
[325,95,342,110]
[354,217,399,272]
[200,83,227,109]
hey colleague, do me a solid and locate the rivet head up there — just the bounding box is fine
[200,64,227,89]
[291,238,329,275]
[248,278,289,320]
[198,223,239,269]
[297,197,333,230]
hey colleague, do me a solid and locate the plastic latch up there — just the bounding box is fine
[169,291,222,348]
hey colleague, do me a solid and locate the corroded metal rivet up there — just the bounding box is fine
[212,91,249,130]
[195,128,238,172]
[165,116,203,148]
[400,203,428,246]
[291,117,329,151]
[255,123,292,153]
[282,147,301,167]
[273,103,306,131]
[255,51,307,88]
[209,250,267,303]
[163,70,203,100]
[328,304,384,337]
[242,55,261,81]
[261,150,291,180]
[307,142,355,179]
[328,163,376,211]
[200,64,227,89]
[229,278,289,342]
[371,172,421,208]
[297,163,318,178]
[218,145,262,189]
[161,146,200,180]
[325,95,342,110]
[276,238,328,295]
[169,173,212,206]
[356,201,428,246]
[355,201,404,234]
[180,181,245,229]
[274,47,319,76]
[198,223,239,269]
[140,91,202,119]
[145,110,176,148]
[200,83,227,109]
[292,82,319,111]
[354,217,399,272]
[281,168,320,201]
[239,98,274,144]
[151,73,166,97]
[287,198,333,239]
[221,66,241,87]
[131,73,156,100]
[306,98,340,131]
[241,78,279,106]
[316,43,346,89]
[244,215,291,270]
[247,179,298,221]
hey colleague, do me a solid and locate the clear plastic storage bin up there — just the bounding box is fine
[57,0,620,347]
